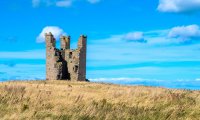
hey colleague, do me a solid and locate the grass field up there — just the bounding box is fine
[0,80,200,120]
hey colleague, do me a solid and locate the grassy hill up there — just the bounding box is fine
[0,80,200,120]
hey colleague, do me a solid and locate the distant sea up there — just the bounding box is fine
[90,78,200,90]
[0,78,200,90]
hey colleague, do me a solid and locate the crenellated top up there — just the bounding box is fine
[45,32,56,48]
[60,35,70,50]
[78,35,87,49]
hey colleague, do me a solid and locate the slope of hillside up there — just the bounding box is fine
[0,80,200,120]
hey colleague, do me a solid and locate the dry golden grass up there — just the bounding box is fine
[0,80,200,120]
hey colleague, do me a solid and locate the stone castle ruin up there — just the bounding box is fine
[45,32,86,81]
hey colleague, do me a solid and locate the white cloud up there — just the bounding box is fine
[32,0,100,8]
[195,78,200,81]
[89,25,200,47]
[122,32,146,43]
[158,0,200,13]
[87,0,100,4]
[32,0,72,8]
[56,0,72,7]
[168,24,200,43]
[32,0,40,7]
[36,26,66,43]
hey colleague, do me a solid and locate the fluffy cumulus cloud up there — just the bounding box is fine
[122,32,146,43]
[158,0,200,13]
[168,24,200,43]
[36,26,66,43]
[32,0,101,8]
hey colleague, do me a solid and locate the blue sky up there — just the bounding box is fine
[1,0,200,89]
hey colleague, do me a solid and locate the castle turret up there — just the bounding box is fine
[45,32,55,49]
[60,36,70,50]
[78,35,87,49]
[45,32,56,80]
[77,35,87,81]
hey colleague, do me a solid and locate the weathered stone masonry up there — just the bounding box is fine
[45,32,87,81]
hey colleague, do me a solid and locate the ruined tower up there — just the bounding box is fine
[45,32,87,81]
